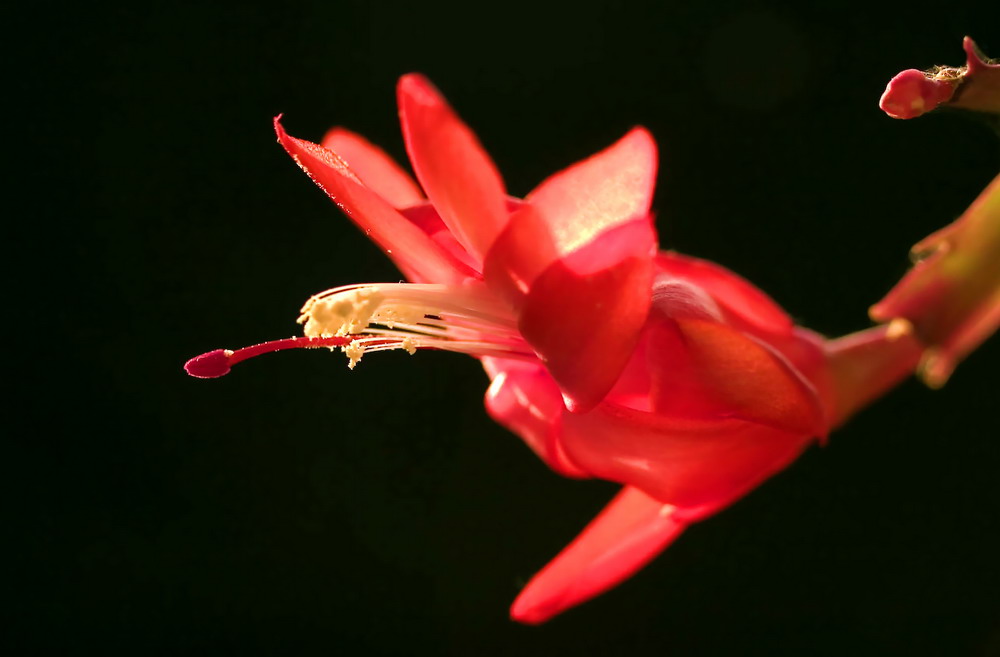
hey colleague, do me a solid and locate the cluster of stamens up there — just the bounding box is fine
[185,282,533,378]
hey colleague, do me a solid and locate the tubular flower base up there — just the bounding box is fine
[188,75,938,623]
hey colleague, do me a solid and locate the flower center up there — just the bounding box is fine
[184,282,533,378]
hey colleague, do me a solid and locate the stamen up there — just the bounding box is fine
[186,281,536,377]
[184,335,355,378]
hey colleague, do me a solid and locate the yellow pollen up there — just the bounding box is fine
[886,317,914,340]
[299,287,385,337]
[343,342,365,369]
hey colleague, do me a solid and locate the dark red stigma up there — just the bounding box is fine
[184,336,355,378]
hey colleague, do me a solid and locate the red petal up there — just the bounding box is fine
[516,219,656,413]
[481,357,587,478]
[485,128,658,307]
[510,486,687,624]
[655,252,793,336]
[397,74,509,264]
[561,402,809,509]
[320,127,424,209]
[400,202,481,274]
[274,117,475,284]
[667,318,826,435]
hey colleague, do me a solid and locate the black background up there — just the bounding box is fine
[12,1,1000,655]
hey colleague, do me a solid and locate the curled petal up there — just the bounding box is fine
[511,486,687,624]
[654,252,793,336]
[275,117,476,284]
[482,357,587,478]
[320,127,425,209]
[397,74,509,264]
[561,402,809,509]
[516,219,656,413]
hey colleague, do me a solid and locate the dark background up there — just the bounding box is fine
[12,1,1000,655]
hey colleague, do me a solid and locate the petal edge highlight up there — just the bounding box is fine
[275,117,475,284]
[511,486,687,624]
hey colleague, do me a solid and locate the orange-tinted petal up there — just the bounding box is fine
[516,219,656,413]
[482,357,587,478]
[670,318,826,435]
[274,117,476,284]
[320,127,424,209]
[510,486,687,624]
[396,74,509,264]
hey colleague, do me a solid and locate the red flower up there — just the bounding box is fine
[186,75,924,622]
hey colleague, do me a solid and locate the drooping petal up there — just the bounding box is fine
[397,74,509,264]
[320,127,425,209]
[561,402,809,509]
[482,357,587,478]
[510,486,687,624]
[516,219,656,413]
[274,117,476,284]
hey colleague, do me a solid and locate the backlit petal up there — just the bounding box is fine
[275,117,475,284]
[320,127,424,209]
[484,127,658,307]
[510,486,687,624]
[397,74,509,263]
[516,219,656,412]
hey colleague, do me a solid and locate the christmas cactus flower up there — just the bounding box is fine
[187,74,951,623]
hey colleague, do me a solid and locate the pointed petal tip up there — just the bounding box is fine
[397,73,441,107]
[509,591,554,626]
[508,488,688,624]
